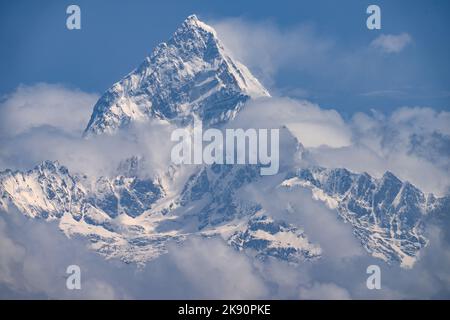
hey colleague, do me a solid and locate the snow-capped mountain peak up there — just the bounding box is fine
[84,14,269,136]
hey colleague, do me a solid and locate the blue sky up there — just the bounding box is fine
[1,0,449,117]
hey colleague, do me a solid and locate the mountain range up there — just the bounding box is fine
[1,15,448,268]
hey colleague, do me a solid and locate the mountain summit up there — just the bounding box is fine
[84,14,270,136]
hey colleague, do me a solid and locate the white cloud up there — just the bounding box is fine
[0,83,98,138]
[2,187,450,299]
[212,18,418,98]
[307,107,450,195]
[0,210,123,299]
[230,94,450,195]
[299,282,351,300]
[0,209,268,299]
[0,84,178,180]
[371,33,412,53]
[167,237,268,299]
[212,18,333,85]
[231,97,352,148]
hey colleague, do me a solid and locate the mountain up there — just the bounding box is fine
[0,161,320,264]
[280,167,450,268]
[1,15,448,268]
[84,14,269,136]
[2,159,447,266]
[0,160,164,221]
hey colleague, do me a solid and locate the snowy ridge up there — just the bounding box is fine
[0,160,164,221]
[0,161,320,264]
[281,167,449,268]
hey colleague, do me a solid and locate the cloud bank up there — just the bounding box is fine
[0,83,178,180]
[0,83,98,138]
[212,18,333,87]
[2,192,450,299]
[309,107,450,195]
[0,74,449,300]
